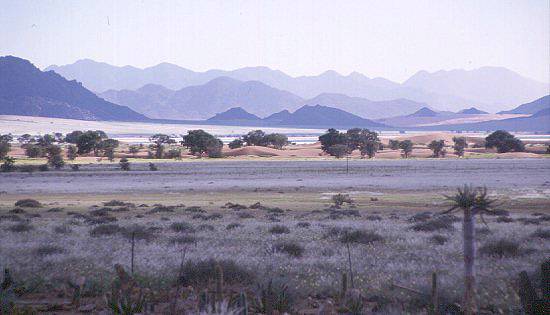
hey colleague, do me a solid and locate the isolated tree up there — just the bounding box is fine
[149,134,175,158]
[119,157,130,171]
[24,144,43,158]
[264,133,288,149]
[327,144,348,158]
[485,130,524,153]
[399,140,413,158]
[389,139,400,150]
[0,140,10,160]
[356,129,381,158]
[428,140,446,158]
[242,130,266,146]
[319,129,347,153]
[228,138,244,149]
[453,137,468,157]
[181,130,221,156]
[45,145,64,169]
[66,145,78,160]
[75,131,106,154]
[17,134,33,144]
[0,156,15,172]
[443,185,496,315]
[128,145,140,157]
[97,139,120,161]
[0,134,13,143]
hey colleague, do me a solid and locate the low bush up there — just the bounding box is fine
[170,235,197,245]
[340,229,384,244]
[197,224,215,232]
[15,199,42,208]
[296,222,311,228]
[53,225,72,234]
[429,234,448,245]
[531,229,550,239]
[226,222,243,230]
[8,222,33,232]
[274,241,304,258]
[89,224,123,237]
[408,211,432,223]
[411,216,455,232]
[179,259,255,286]
[496,216,514,223]
[170,222,195,233]
[33,245,65,257]
[365,215,382,221]
[237,212,254,219]
[269,225,290,234]
[478,239,525,257]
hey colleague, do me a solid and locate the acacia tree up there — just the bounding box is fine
[443,185,496,315]
[149,134,175,159]
[0,136,11,160]
[485,130,524,153]
[181,130,222,157]
[66,145,78,160]
[357,129,381,158]
[428,140,446,158]
[263,133,288,149]
[45,145,64,169]
[319,129,347,154]
[399,140,413,158]
[97,139,120,161]
[453,137,468,157]
[242,130,266,146]
[228,138,244,149]
[389,139,400,150]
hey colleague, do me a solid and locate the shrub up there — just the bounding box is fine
[170,235,197,244]
[365,215,382,221]
[148,163,158,171]
[531,229,550,239]
[326,144,348,158]
[8,223,33,232]
[122,225,157,241]
[9,208,25,214]
[411,216,456,232]
[237,212,254,219]
[1,157,16,172]
[226,223,243,230]
[38,164,49,171]
[332,193,353,207]
[24,145,43,158]
[429,234,448,245]
[47,207,63,212]
[89,224,122,237]
[197,224,215,232]
[33,245,65,256]
[296,222,310,228]
[269,225,290,234]
[165,148,182,159]
[104,200,126,206]
[478,239,525,257]
[274,241,304,257]
[408,211,432,222]
[452,137,468,157]
[179,259,255,286]
[340,230,384,244]
[70,164,80,171]
[119,158,130,171]
[53,225,72,234]
[170,222,195,233]
[15,199,41,208]
[228,138,244,149]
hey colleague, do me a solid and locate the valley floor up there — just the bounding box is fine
[0,159,548,313]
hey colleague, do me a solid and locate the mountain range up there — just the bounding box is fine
[99,79,427,120]
[0,56,147,121]
[47,59,549,112]
[207,105,385,129]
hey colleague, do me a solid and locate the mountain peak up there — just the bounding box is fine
[207,107,261,121]
[408,107,438,117]
[458,107,488,115]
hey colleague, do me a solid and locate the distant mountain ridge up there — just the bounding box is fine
[99,78,426,120]
[498,95,550,115]
[205,105,386,128]
[0,56,147,121]
[48,59,549,112]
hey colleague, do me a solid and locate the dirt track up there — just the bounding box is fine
[1,158,549,195]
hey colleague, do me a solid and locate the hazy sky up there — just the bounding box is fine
[1,0,548,83]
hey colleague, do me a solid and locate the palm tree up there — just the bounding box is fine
[443,185,496,315]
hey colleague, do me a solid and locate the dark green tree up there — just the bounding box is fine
[206,138,224,158]
[319,129,347,153]
[181,130,222,156]
[399,140,413,158]
[356,129,381,158]
[264,133,288,149]
[453,137,468,157]
[149,134,175,159]
[428,140,446,158]
[389,139,400,150]
[45,145,64,169]
[485,130,524,153]
[327,144,348,158]
[0,141,10,160]
[119,157,130,171]
[242,130,266,146]
[228,138,244,149]
[0,156,15,172]
[66,145,78,160]
[24,144,43,158]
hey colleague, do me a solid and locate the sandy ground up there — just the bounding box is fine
[1,159,549,195]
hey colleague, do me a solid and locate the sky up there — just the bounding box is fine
[1,0,549,83]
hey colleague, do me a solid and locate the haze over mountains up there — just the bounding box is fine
[99,79,427,120]
[47,59,548,113]
[0,56,147,121]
